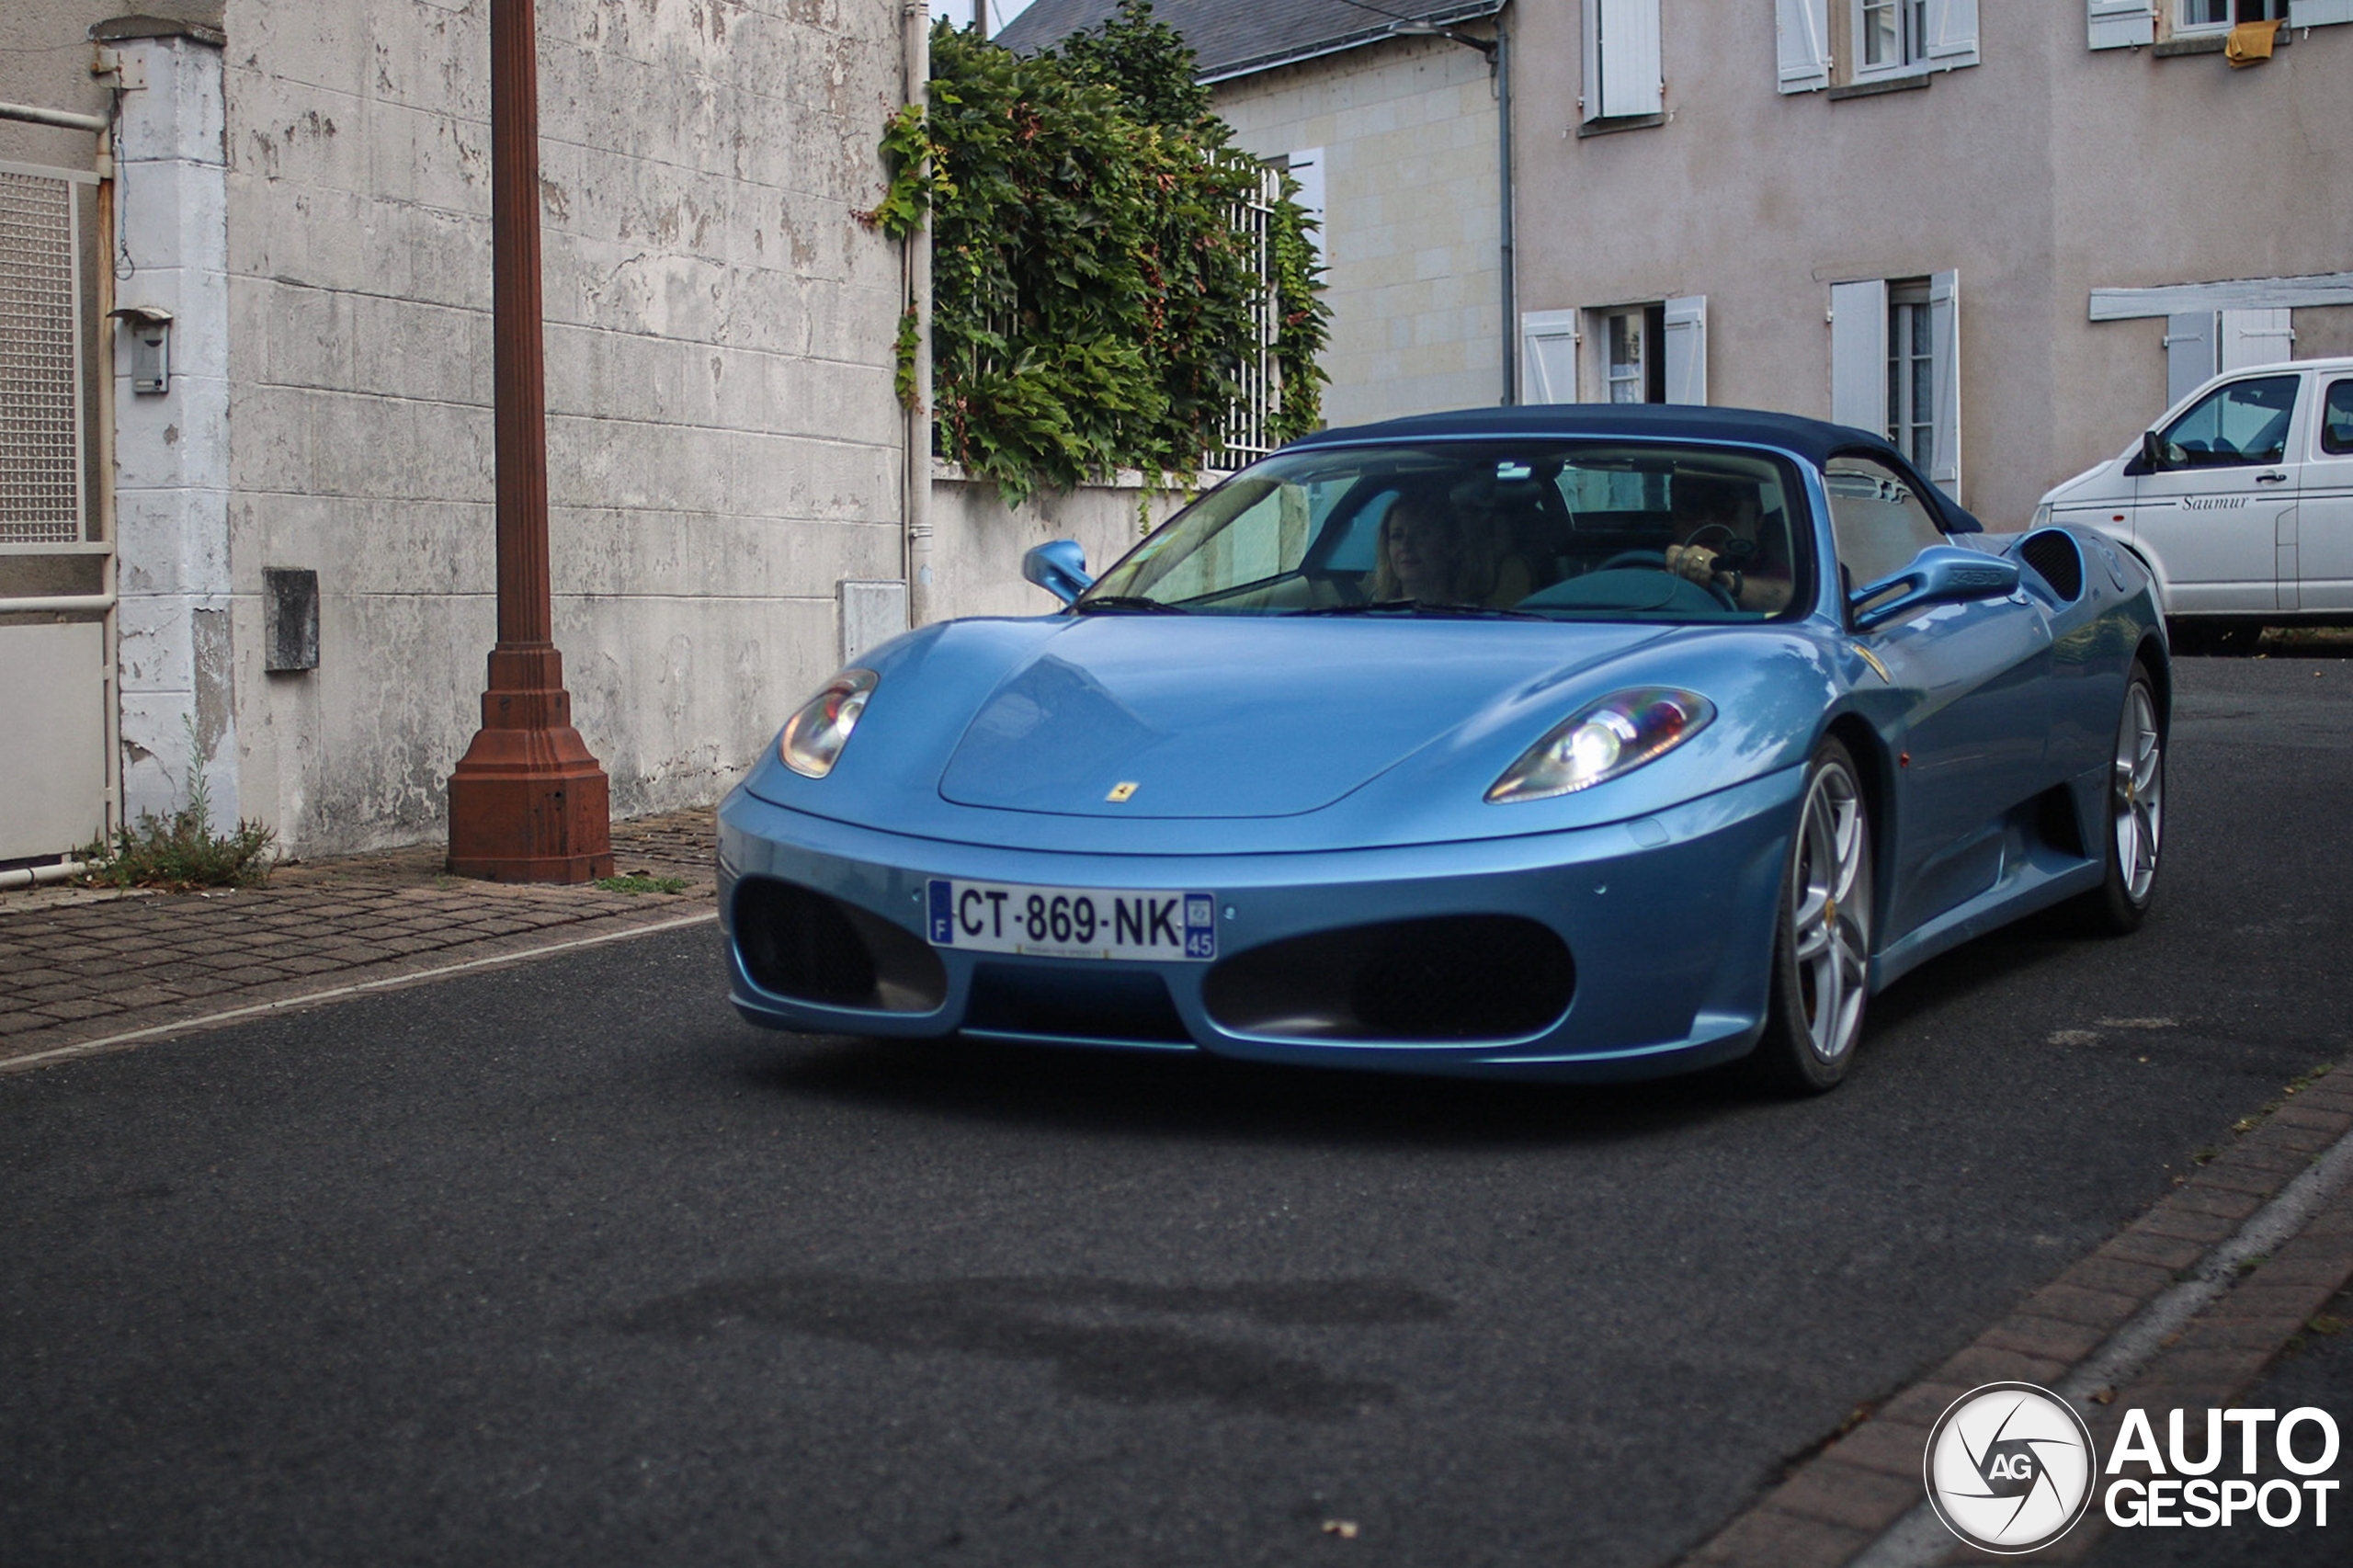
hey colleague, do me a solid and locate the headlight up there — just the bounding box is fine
[1486,688,1714,803]
[2030,503,2052,531]
[778,668,878,778]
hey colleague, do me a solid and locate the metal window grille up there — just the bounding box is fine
[1216,162,1285,470]
[0,168,85,546]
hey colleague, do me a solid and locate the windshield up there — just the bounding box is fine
[1079,441,1813,622]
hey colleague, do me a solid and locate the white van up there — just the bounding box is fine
[2033,356,2353,651]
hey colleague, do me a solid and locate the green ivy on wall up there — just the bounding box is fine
[865,2,1330,506]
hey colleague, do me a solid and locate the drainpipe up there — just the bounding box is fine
[95,113,121,837]
[1495,13,1515,406]
[902,0,934,628]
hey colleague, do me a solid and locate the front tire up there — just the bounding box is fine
[2073,661,2164,935]
[1745,739,1873,1095]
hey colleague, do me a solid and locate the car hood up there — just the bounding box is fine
[937,616,1669,818]
[740,614,1844,856]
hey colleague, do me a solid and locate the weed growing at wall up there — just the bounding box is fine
[867,2,1329,505]
[78,718,276,891]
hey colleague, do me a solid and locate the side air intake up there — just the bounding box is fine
[2017,528,2085,603]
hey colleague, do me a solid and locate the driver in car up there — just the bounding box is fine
[1370,487,1498,606]
[1662,474,1792,612]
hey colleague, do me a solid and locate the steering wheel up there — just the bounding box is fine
[1592,549,1740,610]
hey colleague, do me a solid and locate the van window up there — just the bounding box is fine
[2324,381,2353,457]
[2159,375,2299,468]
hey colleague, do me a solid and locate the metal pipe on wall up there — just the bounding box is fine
[0,101,108,132]
[902,0,934,629]
[96,116,120,836]
[1495,11,1515,406]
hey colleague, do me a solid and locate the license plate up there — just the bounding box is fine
[926,879,1217,961]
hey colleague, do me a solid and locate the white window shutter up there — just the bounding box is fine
[2290,1,2353,28]
[1927,271,1961,493]
[2164,312,2217,407]
[1829,280,1888,435]
[1777,0,1831,92]
[1589,0,1663,120]
[1662,296,1708,404]
[2219,308,2296,371]
[2088,1,2156,48]
[1924,0,1980,67]
[1520,310,1579,403]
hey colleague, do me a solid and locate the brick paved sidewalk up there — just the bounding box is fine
[1677,1058,2353,1567]
[0,810,719,1073]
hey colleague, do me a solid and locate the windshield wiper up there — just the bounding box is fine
[1072,596,1189,615]
[1291,598,1548,620]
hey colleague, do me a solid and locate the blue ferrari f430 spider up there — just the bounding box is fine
[718,405,2166,1092]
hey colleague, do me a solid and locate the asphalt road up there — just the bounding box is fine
[5,657,2349,1567]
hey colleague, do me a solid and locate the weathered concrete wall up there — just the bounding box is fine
[1510,2,2352,529]
[110,28,239,825]
[926,466,1188,623]
[1215,34,1504,430]
[218,0,911,852]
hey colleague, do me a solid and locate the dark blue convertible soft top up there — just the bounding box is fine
[1296,403,1984,532]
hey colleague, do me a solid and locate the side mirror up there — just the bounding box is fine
[2140,428,2165,472]
[1022,539,1093,606]
[1848,545,2021,632]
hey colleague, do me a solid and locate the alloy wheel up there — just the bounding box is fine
[1790,760,1871,1066]
[2113,680,2164,904]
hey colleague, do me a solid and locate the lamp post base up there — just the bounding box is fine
[446,645,614,883]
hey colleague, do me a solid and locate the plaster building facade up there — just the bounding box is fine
[3,0,919,865]
[998,0,1515,430]
[1510,0,2353,528]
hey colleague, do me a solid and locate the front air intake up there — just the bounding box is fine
[733,878,947,1012]
[1204,915,1574,1043]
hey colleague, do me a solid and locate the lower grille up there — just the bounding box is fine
[733,878,947,1012]
[1204,915,1574,1043]
[964,962,1192,1044]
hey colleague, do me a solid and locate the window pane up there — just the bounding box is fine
[1862,0,1897,64]
[2160,374,2299,467]
[1608,313,1643,404]
[1824,453,1947,589]
[2324,381,2353,457]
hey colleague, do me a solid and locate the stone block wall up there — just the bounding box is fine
[218,0,911,852]
[1215,34,1504,430]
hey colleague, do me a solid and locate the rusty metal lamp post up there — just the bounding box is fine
[446,0,614,882]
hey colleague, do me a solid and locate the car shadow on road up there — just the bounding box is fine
[1859,901,2097,1038]
[727,1028,1777,1153]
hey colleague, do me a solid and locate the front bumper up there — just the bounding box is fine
[716,767,1805,1082]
